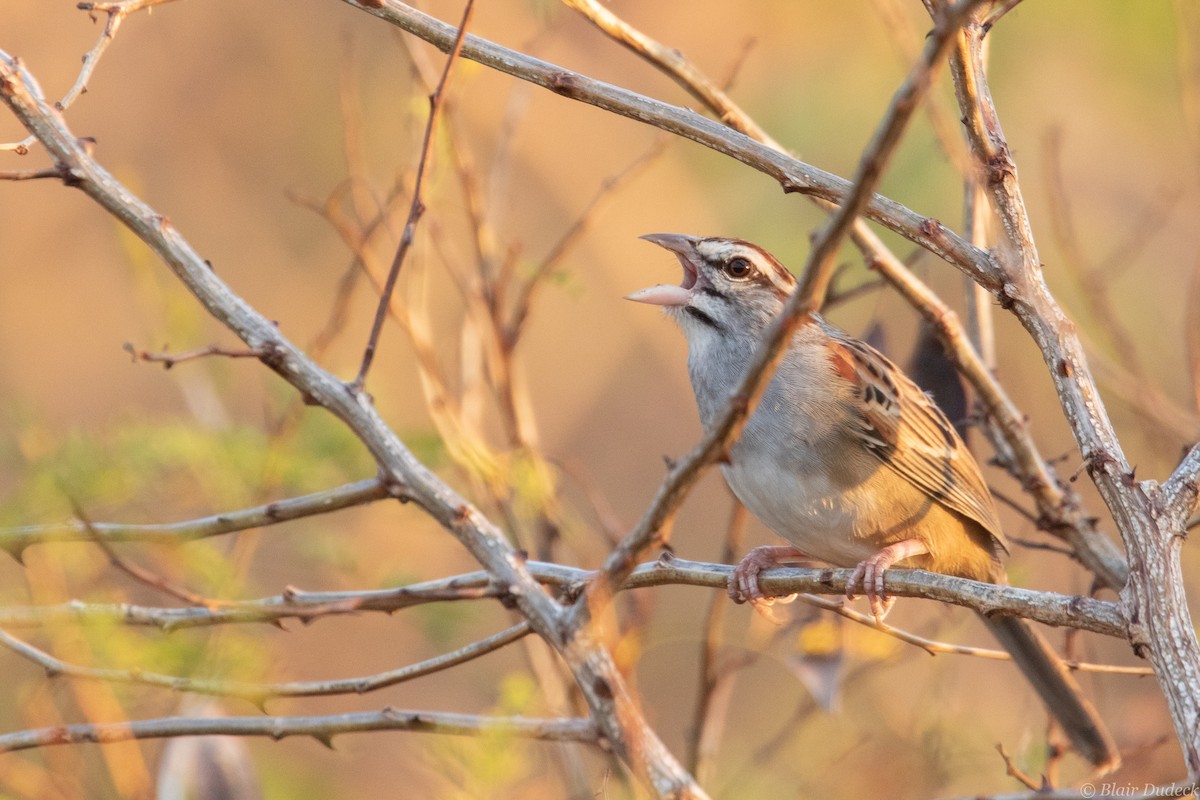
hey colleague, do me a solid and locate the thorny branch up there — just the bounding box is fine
[0,708,597,754]
[0,623,531,706]
[941,0,1200,776]
[0,478,389,554]
[0,557,1132,641]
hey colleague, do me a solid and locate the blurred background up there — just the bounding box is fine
[1,1,1198,797]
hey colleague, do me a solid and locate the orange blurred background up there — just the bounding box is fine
[1,1,1198,797]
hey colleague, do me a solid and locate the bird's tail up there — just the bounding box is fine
[980,613,1120,773]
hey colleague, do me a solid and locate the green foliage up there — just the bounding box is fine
[428,672,543,800]
[0,412,371,527]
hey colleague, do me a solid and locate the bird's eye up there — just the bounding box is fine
[724,257,753,279]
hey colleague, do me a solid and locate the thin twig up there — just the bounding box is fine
[0,623,531,705]
[505,134,672,344]
[794,592,1149,675]
[0,165,62,180]
[0,707,597,754]
[1,1,176,153]
[561,0,781,149]
[982,0,1025,33]
[995,743,1043,791]
[123,342,264,369]
[687,500,750,782]
[0,478,389,555]
[353,0,475,389]
[75,506,219,607]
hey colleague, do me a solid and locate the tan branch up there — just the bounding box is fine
[353,0,475,389]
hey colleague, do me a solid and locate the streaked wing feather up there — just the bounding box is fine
[826,328,1008,552]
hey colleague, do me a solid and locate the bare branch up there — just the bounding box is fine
[0,478,390,555]
[123,341,265,369]
[506,134,671,344]
[76,506,218,607]
[561,0,781,148]
[1,1,176,153]
[0,707,597,754]
[353,0,475,390]
[0,165,62,180]
[1164,443,1200,521]
[0,623,530,705]
[0,558,1131,641]
[793,592,1150,675]
[995,742,1042,791]
[687,500,749,782]
[944,6,1200,773]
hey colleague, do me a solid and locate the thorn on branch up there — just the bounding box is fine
[1083,449,1121,480]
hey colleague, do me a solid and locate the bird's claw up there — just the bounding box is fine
[847,554,896,623]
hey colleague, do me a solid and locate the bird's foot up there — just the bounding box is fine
[729,545,808,622]
[847,539,928,623]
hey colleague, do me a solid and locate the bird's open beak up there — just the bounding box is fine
[626,233,701,307]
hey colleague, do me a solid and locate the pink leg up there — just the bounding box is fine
[847,539,928,622]
[728,545,809,606]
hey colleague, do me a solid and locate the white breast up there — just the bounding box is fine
[722,431,879,568]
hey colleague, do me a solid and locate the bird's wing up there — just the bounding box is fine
[825,326,1008,552]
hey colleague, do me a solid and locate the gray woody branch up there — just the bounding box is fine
[0,557,1128,640]
[942,7,1200,778]
[0,708,597,754]
[0,478,388,556]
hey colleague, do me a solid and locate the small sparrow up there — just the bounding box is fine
[628,233,1118,771]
